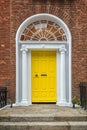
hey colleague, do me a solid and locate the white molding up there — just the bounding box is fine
[19,40,67,44]
[28,50,32,105]
[56,50,59,104]
[21,44,65,50]
[58,47,67,104]
[16,13,72,106]
[21,48,28,105]
[20,44,68,106]
[16,14,71,42]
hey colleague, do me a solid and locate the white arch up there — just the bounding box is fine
[16,13,71,42]
[16,14,72,106]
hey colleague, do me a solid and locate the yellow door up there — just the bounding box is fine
[32,51,56,102]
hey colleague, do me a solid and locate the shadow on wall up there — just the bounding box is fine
[59,0,75,3]
[31,0,76,4]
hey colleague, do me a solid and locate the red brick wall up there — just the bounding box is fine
[0,0,11,100]
[0,0,87,102]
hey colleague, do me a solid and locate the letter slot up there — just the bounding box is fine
[41,74,47,76]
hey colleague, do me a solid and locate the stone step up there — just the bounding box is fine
[0,121,87,130]
[0,115,87,122]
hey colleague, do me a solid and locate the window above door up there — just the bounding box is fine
[20,20,67,41]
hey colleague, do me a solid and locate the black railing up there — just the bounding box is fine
[0,87,7,108]
[79,82,87,110]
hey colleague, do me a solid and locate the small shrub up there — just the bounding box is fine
[72,96,81,106]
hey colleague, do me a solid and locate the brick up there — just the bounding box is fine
[0,0,87,102]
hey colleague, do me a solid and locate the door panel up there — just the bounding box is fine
[32,51,56,102]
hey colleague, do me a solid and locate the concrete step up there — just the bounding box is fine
[0,115,87,122]
[0,121,87,130]
[0,105,87,129]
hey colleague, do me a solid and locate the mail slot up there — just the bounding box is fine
[41,74,47,76]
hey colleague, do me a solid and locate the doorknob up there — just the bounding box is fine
[35,74,38,77]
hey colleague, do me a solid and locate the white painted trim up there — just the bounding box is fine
[21,44,65,50]
[19,41,67,44]
[19,44,68,106]
[15,13,72,106]
[57,47,67,106]
[69,39,72,105]
[28,50,32,105]
[56,50,59,104]
[21,48,28,105]
[16,14,71,42]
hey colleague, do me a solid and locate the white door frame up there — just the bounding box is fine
[15,14,72,106]
[19,41,71,106]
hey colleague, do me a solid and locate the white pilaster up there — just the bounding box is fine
[28,50,32,105]
[56,50,59,105]
[21,47,29,105]
[57,47,67,106]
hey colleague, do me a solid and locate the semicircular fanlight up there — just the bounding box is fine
[20,20,67,41]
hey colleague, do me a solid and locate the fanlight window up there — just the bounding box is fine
[20,20,67,41]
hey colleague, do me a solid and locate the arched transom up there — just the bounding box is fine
[20,20,67,41]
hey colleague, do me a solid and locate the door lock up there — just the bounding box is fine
[35,74,38,77]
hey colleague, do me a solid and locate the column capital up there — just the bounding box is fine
[20,47,28,53]
[59,47,67,53]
